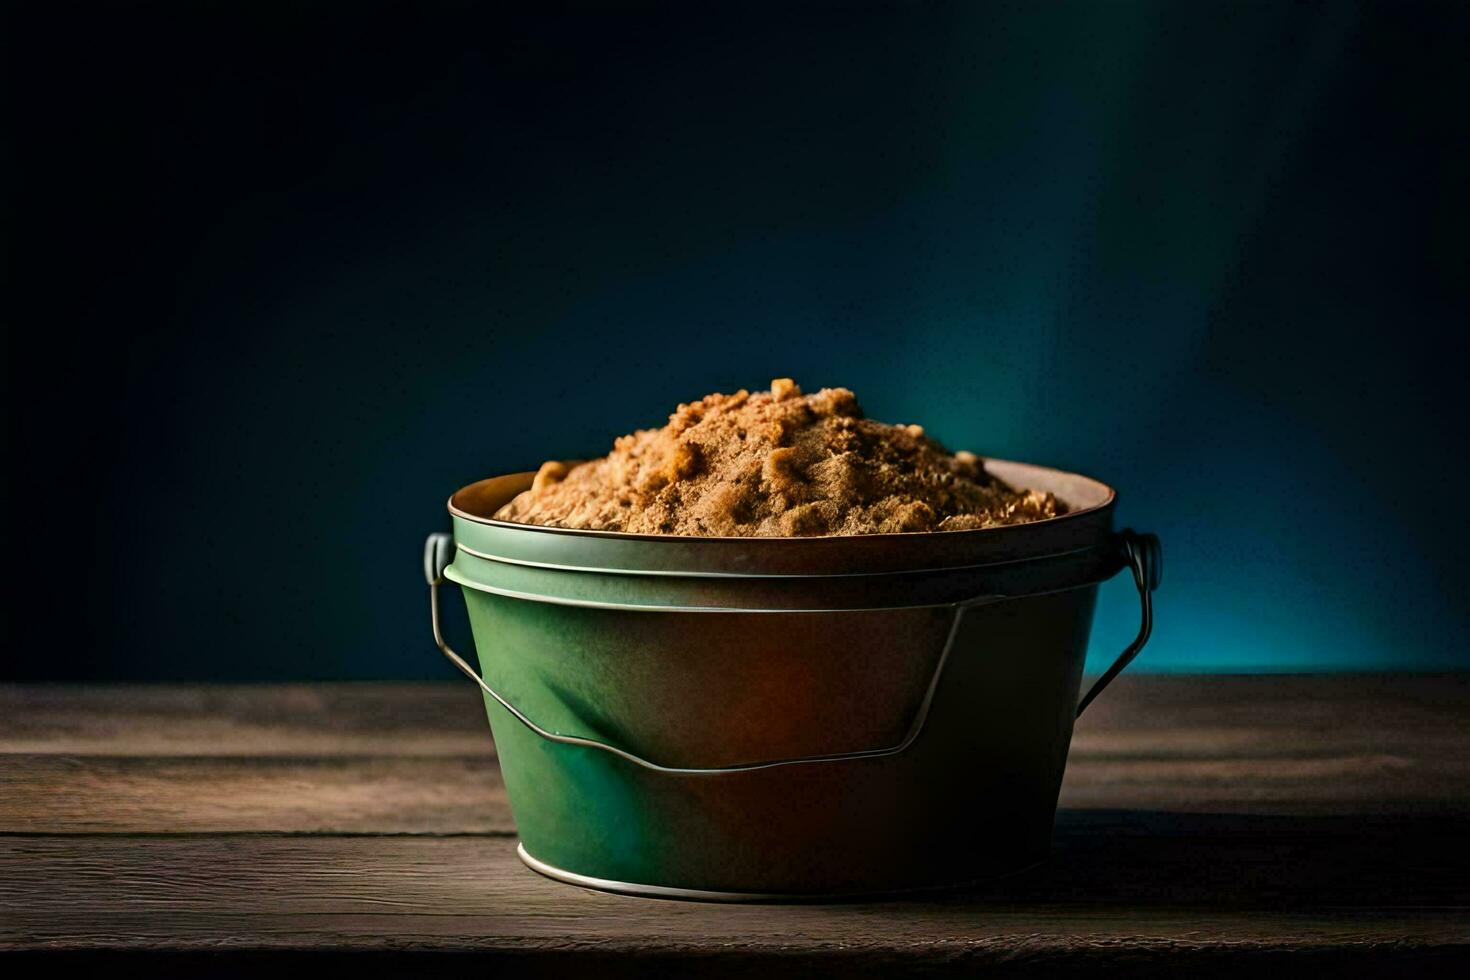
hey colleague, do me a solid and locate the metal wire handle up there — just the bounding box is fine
[1076,529,1161,716]
[425,528,1159,775]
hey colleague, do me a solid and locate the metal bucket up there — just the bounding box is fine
[424,458,1160,900]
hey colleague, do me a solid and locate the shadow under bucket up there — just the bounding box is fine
[425,458,1160,900]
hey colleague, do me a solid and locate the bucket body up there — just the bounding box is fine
[441,459,1127,898]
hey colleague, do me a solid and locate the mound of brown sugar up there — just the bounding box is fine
[493,379,1063,536]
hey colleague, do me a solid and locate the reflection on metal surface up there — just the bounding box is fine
[429,554,991,775]
[424,528,1160,772]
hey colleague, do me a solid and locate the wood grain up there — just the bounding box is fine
[2,830,1466,974]
[0,756,512,835]
[0,683,492,757]
[2,676,1468,975]
[3,676,1466,834]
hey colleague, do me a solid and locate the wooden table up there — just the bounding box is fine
[3,676,1467,976]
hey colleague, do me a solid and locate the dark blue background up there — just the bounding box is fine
[6,1,1466,680]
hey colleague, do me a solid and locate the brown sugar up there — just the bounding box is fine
[493,379,1063,536]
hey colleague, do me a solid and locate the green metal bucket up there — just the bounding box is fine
[424,458,1160,900]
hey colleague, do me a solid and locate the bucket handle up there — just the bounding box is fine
[423,529,1159,774]
[1075,530,1161,716]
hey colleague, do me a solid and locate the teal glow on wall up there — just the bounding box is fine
[7,1,1465,679]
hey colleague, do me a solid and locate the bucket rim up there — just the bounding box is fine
[446,456,1116,544]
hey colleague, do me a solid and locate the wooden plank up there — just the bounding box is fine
[5,676,1467,758]
[6,947,1466,980]
[2,676,1467,835]
[1,831,1465,966]
[4,737,1464,836]
[2,677,1467,972]
[3,811,1465,915]
[0,683,493,757]
[1064,674,1470,812]
[0,756,512,835]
